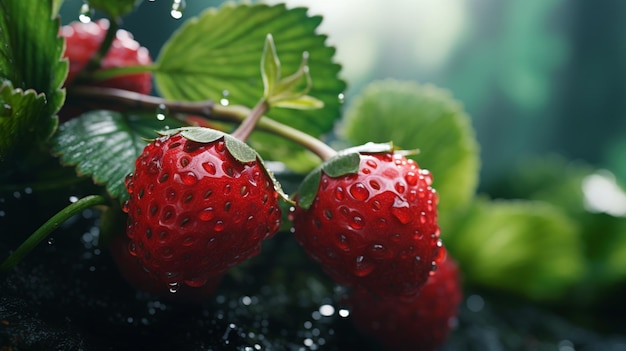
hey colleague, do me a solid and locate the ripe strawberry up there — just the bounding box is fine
[110,230,223,303]
[291,146,443,298]
[60,18,152,93]
[348,254,462,351]
[123,127,282,293]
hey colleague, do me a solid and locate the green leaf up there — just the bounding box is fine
[341,80,480,232]
[87,0,143,18]
[447,197,585,301]
[51,110,185,202]
[0,0,68,160]
[154,3,345,165]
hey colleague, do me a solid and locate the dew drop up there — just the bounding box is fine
[368,243,388,259]
[395,181,406,194]
[391,198,411,224]
[168,282,179,293]
[349,214,364,229]
[405,171,418,186]
[199,207,214,221]
[338,93,345,104]
[335,233,350,251]
[202,161,217,175]
[334,186,345,200]
[170,0,185,19]
[47,237,55,245]
[78,2,93,23]
[179,171,198,185]
[0,103,12,117]
[214,220,225,232]
[353,255,374,277]
[349,183,369,201]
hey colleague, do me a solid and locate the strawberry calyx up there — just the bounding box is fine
[296,142,417,209]
[157,126,290,203]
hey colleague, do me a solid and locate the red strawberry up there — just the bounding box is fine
[291,145,443,298]
[60,18,152,93]
[348,254,462,351]
[110,231,223,303]
[123,127,282,294]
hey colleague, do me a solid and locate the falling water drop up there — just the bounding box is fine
[170,0,185,19]
[47,237,55,245]
[156,103,167,121]
[338,93,345,104]
[220,90,230,106]
[168,282,179,293]
[78,2,93,23]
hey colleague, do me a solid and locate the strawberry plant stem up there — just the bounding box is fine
[230,99,269,141]
[0,195,108,272]
[68,87,338,160]
[83,17,119,75]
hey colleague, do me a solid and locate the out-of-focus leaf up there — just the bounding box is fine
[154,3,345,168]
[0,0,68,161]
[341,80,480,233]
[447,197,585,301]
[88,0,143,18]
[51,110,184,203]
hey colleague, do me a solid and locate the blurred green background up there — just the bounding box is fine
[61,0,626,190]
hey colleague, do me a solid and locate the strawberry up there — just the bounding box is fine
[110,230,224,303]
[348,254,462,351]
[60,18,152,93]
[290,144,443,298]
[123,127,282,293]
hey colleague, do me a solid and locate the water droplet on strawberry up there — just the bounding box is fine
[349,183,369,201]
[420,169,433,186]
[178,171,198,185]
[335,233,350,252]
[419,212,427,224]
[391,197,411,224]
[334,186,345,200]
[199,207,214,221]
[349,213,364,229]
[353,255,374,277]
[405,171,418,186]
[202,161,217,175]
[394,181,406,194]
[214,220,225,232]
[368,243,389,259]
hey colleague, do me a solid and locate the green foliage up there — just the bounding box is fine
[87,0,143,18]
[341,79,480,232]
[154,3,345,168]
[447,197,585,301]
[51,110,184,203]
[0,0,68,161]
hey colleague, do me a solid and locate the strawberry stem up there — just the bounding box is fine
[67,87,338,160]
[83,18,119,75]
[0,195,108,272]
[230,99,269,141]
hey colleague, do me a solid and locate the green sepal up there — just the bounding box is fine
[261,33,280,101]
[159,127,290,203]
[296,142,394,209]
